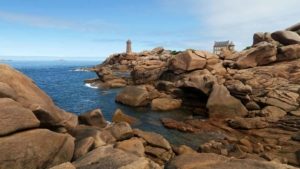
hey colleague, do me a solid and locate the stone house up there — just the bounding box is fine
[213,41,235,55]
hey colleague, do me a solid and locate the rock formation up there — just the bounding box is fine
[88,22,300,167]
[0,64,172,168]
[1,22,300,168]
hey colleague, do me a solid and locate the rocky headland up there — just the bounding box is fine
[0,23,299,169]
[86,22,300,168]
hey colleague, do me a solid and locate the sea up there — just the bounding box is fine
[1,60,222,148]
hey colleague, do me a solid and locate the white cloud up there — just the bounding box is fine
[0,11,117,33]
[161,0,300,50]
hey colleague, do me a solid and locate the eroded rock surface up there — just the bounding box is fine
[0,129,74,169]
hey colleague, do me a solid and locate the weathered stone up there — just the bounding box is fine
[271,30,300,45]
[261,106,287,120]
[174,145,197,155]
[79,109,108,128]
[161,118,196,133]
[291,132,300,141]
[290,110,300,117]
[206,62,227,76]
[73,137,95,160]
[175,69,216,95]
[145,145,173,163]
[133,129,171,150]
[169,50,207,74]
[0,82,17,99]
[198,140,226,155]
[112,108,137,125]
[31,104,78,129]
[69,125,107,148]
[239,138,253,153]
[236,42,277,69]
[73,145,161,169]
[0,64,78,129]
[225,79,252,101]
[207,84,248,118]
[105,78,127,88]
[253,32,276,45]
[116,137,145,156]
[228,117,269,129]
[115,86,150,107]
[277,44,300,61]
[131,60,167,84]
[286,22,300,32]
[0,98,40,136]
[0,129,74,169]
[108,122,133,141]
[166,153,297,169]
[50,162,76,169]
[151,98,182,111]
[245,101,261,110]
[151,47,164,54]
[261,90,298,112]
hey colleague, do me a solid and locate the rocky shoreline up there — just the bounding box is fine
[0,23,299,169]
[87,22,300,168]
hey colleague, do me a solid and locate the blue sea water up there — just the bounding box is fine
[2,60,222,148]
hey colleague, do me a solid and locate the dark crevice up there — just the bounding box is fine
[178,87,209,117]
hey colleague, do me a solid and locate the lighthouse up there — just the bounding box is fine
[126,39,132,54]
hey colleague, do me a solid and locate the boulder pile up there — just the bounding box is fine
[0,64,174,169]
[0,53,297,169]
[89,22,300,167]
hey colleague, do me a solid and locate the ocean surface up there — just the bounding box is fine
[1,60,222,148]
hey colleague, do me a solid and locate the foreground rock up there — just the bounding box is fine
[207,84,248,118]
[115,137,145,156]
[133,129,171,150]
[0,129,74,169]
[167,153,297,169]
[0,64,78,129]
[79,109,108,128]
[151,98,182,111]
[50,162,76,169]
[0,98,40,136]
[73,145,161,169]
[0,64,177,168]
[112,108,138,125]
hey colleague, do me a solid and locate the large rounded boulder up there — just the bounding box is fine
[0,98,40,136]
[0,64,78,129]
[206,84,248,119]
[115,86,150,107]
[271,30,300,45]
[0,129,74,169]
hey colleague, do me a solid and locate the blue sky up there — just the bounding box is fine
[0,0,299,60]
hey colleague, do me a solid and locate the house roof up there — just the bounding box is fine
[214,41,234,47]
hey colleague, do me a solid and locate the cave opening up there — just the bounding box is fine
[178,87,209,118]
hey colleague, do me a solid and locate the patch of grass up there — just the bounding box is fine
[170,50,181,55]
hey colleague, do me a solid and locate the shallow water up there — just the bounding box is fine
[2,60,222,148]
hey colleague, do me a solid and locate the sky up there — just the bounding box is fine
[0,0,299,60]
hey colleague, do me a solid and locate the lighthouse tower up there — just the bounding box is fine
[126,39,132,54]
